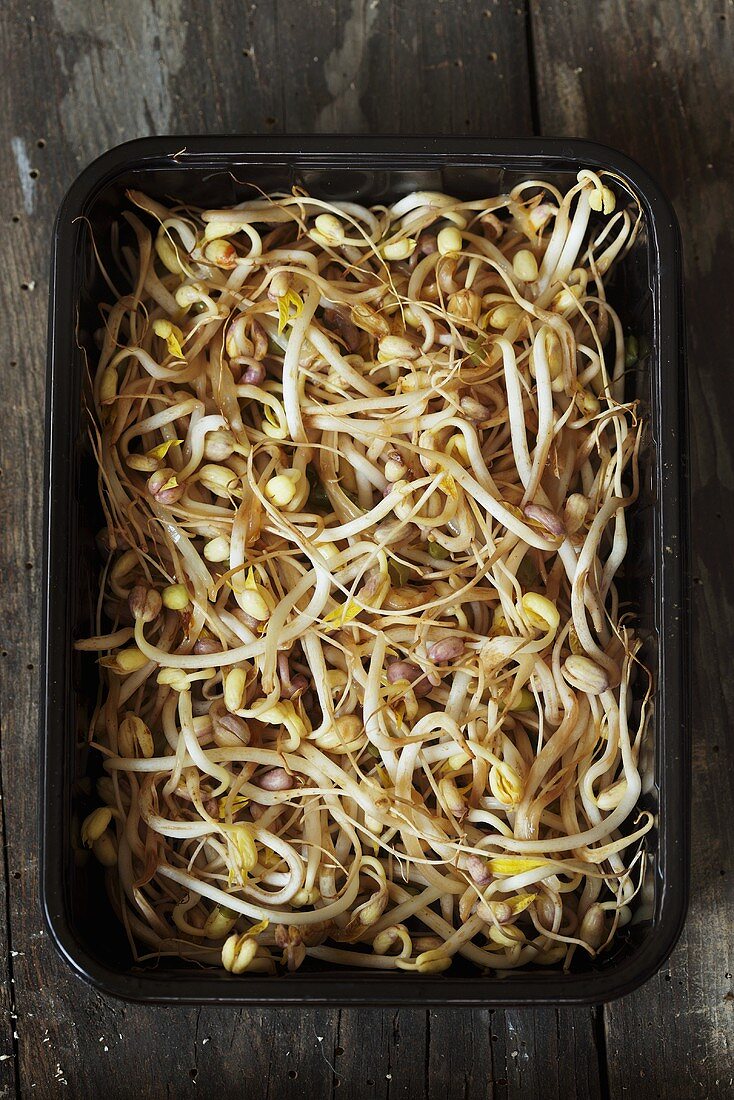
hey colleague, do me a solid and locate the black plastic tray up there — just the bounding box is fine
[41,136,689,1005]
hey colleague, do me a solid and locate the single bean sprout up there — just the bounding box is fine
[77,170,651,976]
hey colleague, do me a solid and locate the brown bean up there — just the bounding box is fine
[282,674,308,700]
[211,702,250,747]
[147,467,185,505]
[241,361,266,385]
[523,502,566,537]
[322,307,361,353]
[427,637,465,664]
[255,767,295,791]
[465,854,492,886]
[579,903,606,949]
[128,585,161,623]
[386,660,432,697]
[251,319,268,360]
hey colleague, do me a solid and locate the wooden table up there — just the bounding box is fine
[0,1,731,1096]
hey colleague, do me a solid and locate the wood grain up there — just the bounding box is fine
[531,1,734,1097]
[0,766,18,1097]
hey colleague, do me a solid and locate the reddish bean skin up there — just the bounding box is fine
[523,502,566,537]
[241,362,266,385]
[386,660,432,696]
[255,767,295,791]
[427,637,465,663]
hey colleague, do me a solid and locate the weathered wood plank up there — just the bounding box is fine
[0,765,19,1098]
[422,1007,603,1100]
[186,0,535,137]
[329,1008,426,1099]
[495,1008,603,1099]
[0,5,61,1098]
[531,1,734,1097]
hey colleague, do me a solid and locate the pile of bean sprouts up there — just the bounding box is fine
[76,170,652,977]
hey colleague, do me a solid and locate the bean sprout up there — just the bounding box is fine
[77,170,651,976]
